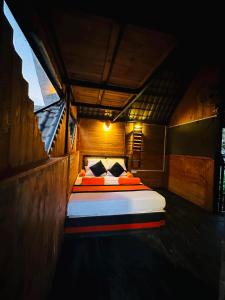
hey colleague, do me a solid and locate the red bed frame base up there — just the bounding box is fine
[64,220,165,235]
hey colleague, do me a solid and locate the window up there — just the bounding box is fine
[3,2,59,110]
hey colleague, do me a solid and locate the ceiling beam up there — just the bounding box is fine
[102,23,124,82]
[74,102,122,111]
[68,79,139,94]
[99,23,123,105]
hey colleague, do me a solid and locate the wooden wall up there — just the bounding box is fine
[170,65,218,126]
[0,11,77,300]
[0,158,68,300]
[125,123,166,187]
[78,119,167,188]
[168,155,214,210]
[68,106,79,191]
[168,65,220,210]
[0,13,48,179]
[78,118,125,169]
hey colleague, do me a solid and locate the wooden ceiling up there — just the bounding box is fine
[49,9,176,109]
[5,0,224,124]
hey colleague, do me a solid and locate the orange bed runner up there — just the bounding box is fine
[72,184,151,193]
[80,177,104,185]
[118,177,141,185]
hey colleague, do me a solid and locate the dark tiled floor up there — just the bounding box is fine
[49,190,225,300]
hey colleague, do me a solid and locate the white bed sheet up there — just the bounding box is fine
[67,190,166,218]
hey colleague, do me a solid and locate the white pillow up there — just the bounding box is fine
[85,166,94,176]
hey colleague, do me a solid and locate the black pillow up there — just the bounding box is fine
[108,162,125,177]
[90,160,107,177]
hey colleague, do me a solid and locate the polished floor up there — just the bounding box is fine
[49,190,225,300]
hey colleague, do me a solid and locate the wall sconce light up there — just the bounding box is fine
[134,122,142,130]
[103,120,111,131]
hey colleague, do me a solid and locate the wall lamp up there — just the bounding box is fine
[103,120,111,131]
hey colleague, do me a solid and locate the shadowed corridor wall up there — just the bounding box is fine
[167,65,220,210]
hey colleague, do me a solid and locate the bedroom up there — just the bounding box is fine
[0,1,224,299]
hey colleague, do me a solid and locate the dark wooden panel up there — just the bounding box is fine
[168,154,214,211]
[0,14,47,178]
[109,25,176,88]
[136,171,166,188]
[52,11,113,82]
[168,118,219,158]
[51,12,175,89]
[0,157,68,300]
[141,124,165,170]
[170,65,219,126]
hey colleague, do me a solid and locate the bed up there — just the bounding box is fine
[65,155,166,237]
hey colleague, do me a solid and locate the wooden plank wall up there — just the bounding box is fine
[49,104,79,190]
[68,107,79,191]
[168,65,220,210]
[170,66,218,126]
[125,123,166,187]
[0,158,68,300]
[0,11,79,300]
[78,120,166,187]
[78,118,125,169]
[168,155,214,210]
[0,14,48,179]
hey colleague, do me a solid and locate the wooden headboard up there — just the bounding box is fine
[82,155,129,169]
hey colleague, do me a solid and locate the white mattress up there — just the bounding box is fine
[67,190,166,218]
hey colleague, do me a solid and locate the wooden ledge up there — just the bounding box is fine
[0,156,68,186]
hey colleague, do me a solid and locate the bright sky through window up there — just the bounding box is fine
[3,2,59,108]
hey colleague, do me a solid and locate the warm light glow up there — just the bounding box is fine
[134,123,142,130]
[103,120,111,131]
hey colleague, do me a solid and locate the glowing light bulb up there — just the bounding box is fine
[103,120,111,131]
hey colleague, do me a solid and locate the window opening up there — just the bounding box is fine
[3,2,59,110]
